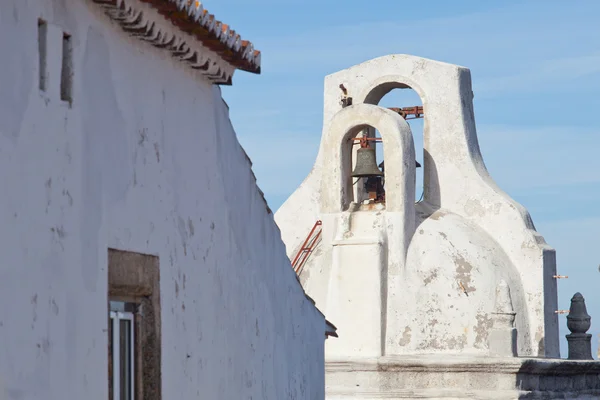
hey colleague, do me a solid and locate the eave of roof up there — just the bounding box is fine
[145,0,261,74]
[91,0,261,84]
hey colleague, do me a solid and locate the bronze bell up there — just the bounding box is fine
[351,148,384,178]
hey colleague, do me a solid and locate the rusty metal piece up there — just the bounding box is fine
[553,275,569,279]
[339,84,352,108]
[350,137,382,148]
[388,106,424,120]
[292,221,323,274]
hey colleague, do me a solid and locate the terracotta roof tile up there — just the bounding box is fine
[144,0,261,74]
[91,0,260,84]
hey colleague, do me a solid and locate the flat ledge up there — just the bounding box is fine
[326,388,600,400]
[326,355,600,374]
[326,355,600,397]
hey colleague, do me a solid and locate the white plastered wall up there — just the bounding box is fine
[0,1,326,399]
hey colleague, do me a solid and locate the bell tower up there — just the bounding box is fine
[274,53,600,399]
[276,54,560,359]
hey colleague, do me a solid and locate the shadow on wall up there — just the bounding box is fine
[422,149,440,209]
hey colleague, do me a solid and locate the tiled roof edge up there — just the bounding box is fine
[90,0,260,85]
[163,0,261,74]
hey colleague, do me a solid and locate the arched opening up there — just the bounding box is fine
[320,103,415,219]
[339,119,415,214]
[372,88,424,202]
[348,124,387,209]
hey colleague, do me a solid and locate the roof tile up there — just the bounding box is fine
[93,0,261,80]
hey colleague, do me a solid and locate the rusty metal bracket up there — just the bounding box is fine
[292,220,323,275]
[339,84,353,108]
[350,137,382,148]
[388,106,424,120]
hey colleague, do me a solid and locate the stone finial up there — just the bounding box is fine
[488,280,518,357]
[566,292,593,360]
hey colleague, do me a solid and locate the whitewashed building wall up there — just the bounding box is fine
[0,1,327,399]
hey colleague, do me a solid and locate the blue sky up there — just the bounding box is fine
[211,0,600,357]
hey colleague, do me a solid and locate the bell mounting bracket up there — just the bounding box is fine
[350,137,383,148]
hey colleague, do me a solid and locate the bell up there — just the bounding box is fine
[351,148,384,178]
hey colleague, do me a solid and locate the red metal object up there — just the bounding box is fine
[388,106,424,120]
[291,220,323,274]
[351,137,382,147]
[349,105,424,147]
